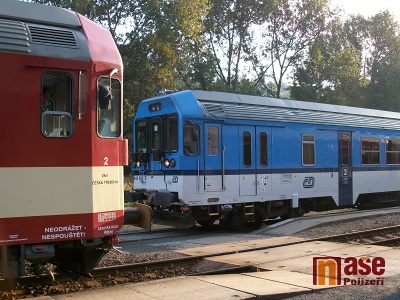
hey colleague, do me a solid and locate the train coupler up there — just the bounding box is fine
[124,203,152,231]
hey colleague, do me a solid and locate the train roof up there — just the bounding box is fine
[1,0,81,28]
[0,0,104,62]
[190,90,400,130]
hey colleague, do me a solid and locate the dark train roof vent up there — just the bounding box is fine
[202,102,226,118]
[0,18,30,53]
[28,25,78,48]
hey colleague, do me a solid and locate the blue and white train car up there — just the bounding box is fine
[131,90,400,228]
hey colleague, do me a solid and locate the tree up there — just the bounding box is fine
[365,11,400,111]
[251,0,332,98]
[192,0,267,94]
[291,14,368,106]
[34,0,138,42]
[151,0,213,91]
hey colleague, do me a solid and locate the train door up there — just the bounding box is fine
[204,123,223,191]
[239,126,256,196]
[256,127,272,195]
[338,131,353,206]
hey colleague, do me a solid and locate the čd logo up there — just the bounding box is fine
[313,256,385,286]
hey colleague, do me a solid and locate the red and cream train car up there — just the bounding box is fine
[0,0,148,280]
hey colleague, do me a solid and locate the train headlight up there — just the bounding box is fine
[164,159,170,168]
[170,159,176,168]
[136,161,141,168]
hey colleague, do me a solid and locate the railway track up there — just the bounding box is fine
[3,211,400,298]
[317,224,400,246]
[90,224,400,279]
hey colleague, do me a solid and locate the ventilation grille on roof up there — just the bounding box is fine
[201,101,400,130]
[0,18,30,53]
[28,25,77,48]
[202,102,226,118]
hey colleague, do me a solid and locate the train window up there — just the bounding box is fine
[208,126,219,155]
[151,119,161,150]
[260,132,268,167]
[184,124,199,155]
[361,138,380,165]
[41,73,73,138]
[386,139,400,164]
[165,115,178,152]
[97,77,121,138]
[243,131,252,167]
[302,135,315,166]
[341,135,350,166]
[136,119,147,153]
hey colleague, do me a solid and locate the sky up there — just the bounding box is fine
[330,0,400,21]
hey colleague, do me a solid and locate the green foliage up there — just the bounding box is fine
[291,9,400,111]
[364,11,400,111]
[32,0,400,114]
[252,0,332,98]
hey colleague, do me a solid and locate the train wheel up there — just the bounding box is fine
[228,212,247,231]
[254,218,264,228]
[32,263,55,283]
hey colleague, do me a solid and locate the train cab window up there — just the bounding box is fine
[386,139,400,164]
[165,115,178,152]
[260,132,268,167]
[208,126,219,155]
[302,134,315,166]
[151,119,161,150]
[243,131,252,167]
[41,73,73,138]
[136,119,147,153]
[97,77,121,138]
[361,138,380,165]
[184,124,199,155]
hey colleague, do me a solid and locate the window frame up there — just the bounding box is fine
[302,134,316,166]
[150,118,162,151]
[165,114,178,153]
[41,72,73,138]
[340,135,350,166]
[260,132,268,167]
[184,124,200,156]
[243,131,252,167]
[207,126,219,156]
[385,139,400,165]
[135,119,148,154]
[361,138,380,165]
[97,76,122,138]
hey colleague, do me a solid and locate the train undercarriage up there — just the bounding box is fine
[0,204,151,283]
[129,190,400,230]
[150,199,307,230]
[0,237,115,285]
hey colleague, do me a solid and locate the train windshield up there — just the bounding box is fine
[134,114,179,155]
[97,77,121,138]
[165,115,178,152]
[136,120,147,153]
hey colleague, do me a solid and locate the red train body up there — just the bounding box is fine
[0,0,138,280]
